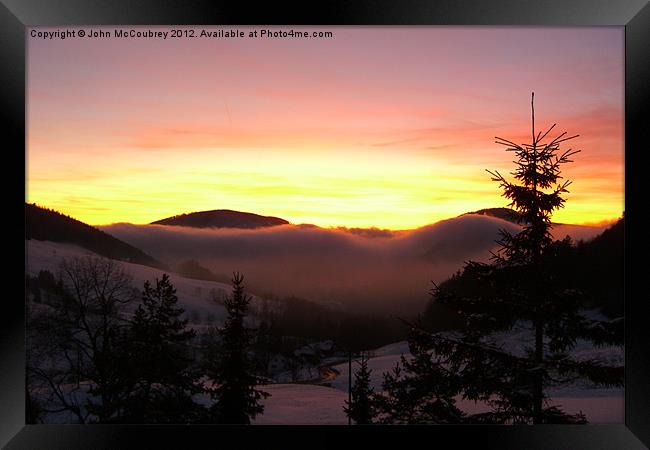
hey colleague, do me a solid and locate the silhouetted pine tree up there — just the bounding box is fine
[121,274,204,423]
[204,272,269,424]
[375,322,464,424]
[426,93,623,424]
[344,352,377,424]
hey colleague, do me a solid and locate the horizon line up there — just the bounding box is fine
[27,201,622,232]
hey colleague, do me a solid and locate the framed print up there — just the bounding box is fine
[2,0,649,448]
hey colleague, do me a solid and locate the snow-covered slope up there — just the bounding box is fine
[26,239,259,327]
[253,384,348,425]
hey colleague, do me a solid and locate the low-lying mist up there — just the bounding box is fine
[100,216,605,315]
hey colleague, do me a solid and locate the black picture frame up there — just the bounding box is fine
[2,1,648,448]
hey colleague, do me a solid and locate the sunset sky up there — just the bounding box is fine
[27,26,624,230]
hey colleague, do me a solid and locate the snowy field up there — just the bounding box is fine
[253,384,348,425]
[250,338,623,425]
[26,239,277,328]
[328,338,624,424]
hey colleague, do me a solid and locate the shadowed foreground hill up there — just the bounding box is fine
[424,216,625,330]
[152,209,290,229]
[568,215,624,317]
[26,203,167,270]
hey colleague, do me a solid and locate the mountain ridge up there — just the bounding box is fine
[151,209,290,229]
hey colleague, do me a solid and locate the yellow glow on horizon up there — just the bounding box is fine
[26,145,623,230]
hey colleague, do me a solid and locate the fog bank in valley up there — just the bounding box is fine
[100,216,605,315]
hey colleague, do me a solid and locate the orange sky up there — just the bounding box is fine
[26,26,624,229]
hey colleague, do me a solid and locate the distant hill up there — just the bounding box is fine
[26,203,167,270]
[462,207,523,224]
[151,209,290,229]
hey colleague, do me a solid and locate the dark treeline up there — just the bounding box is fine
[171,259,409,351]
[255,294,409,353]
[564,216,624,317]
[175,259,232,284]
[168,257,409,351]
[423,216,624,330]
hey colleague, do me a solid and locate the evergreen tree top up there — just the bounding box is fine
[487,92,580,265]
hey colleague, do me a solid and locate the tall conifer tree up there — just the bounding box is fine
[424,93,623,424]
[344,352,377,424]
[375,323,464,424]
[204,272,269,424]
[122,274,204,423]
